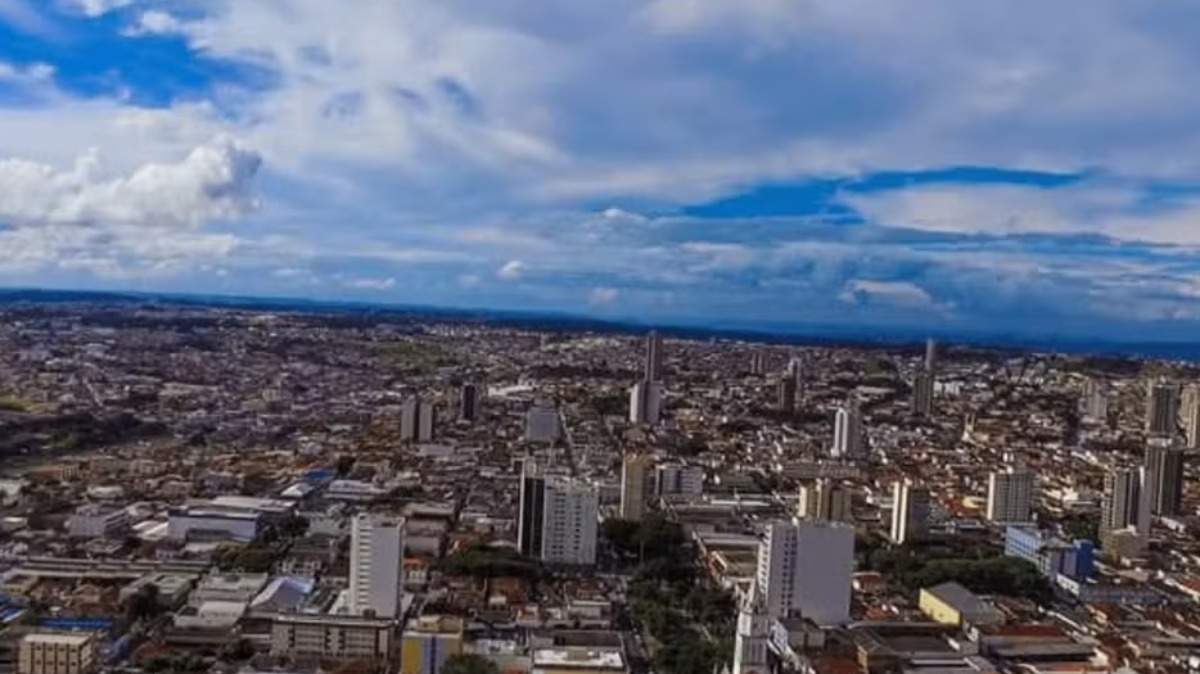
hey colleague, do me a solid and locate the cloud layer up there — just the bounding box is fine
[1,0,1200,338]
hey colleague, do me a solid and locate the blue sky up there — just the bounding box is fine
[4,0,1200,339]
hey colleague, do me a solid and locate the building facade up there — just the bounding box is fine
[348,513,405,619]
[18,633,96,674]
[755,520,853,624]
[985,469,1035,523]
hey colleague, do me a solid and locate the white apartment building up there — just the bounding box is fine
[540,477,598,566]
[755,519,853,624]
[349,513,405,619]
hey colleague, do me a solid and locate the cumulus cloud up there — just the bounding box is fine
[497,260,526,280]
[0,138,261,229]
[839,280,943,311]
[125,10,182,36]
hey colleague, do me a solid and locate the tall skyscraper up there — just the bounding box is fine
[924,338,937,372]
[539,476,599,566]
[1080,378,1109,424]
[890,480,931,544]
[348,513,405,618]
[1101,468,1150,540]
[400,398,434,443]
[831,405,863,459]
[525,403,561,443]
[1144,439,1186,517]
[517,463,546,558]
[797,478,853,523]
[628,380,662,425]
[1146,381,1180,437]
[777,376,797,413]
[912,371,934,417]
[620,454,652,521]
[750,350,768,377]
[1184,385,1200,449]
[644,331,664,382]
[986,468,1035,523]
[755,520,853,624]
[460,383,482,423]
[786,356,806,402]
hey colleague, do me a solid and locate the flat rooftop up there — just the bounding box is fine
[533,648,624,670]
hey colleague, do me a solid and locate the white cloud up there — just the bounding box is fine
[0,61,55,84]
[839,279,946,312]
[64,0,133,17]
[343,276,396,290]
[126,10,182,36]
[843,181,1200,246]
[0,137,261,229]
[497,259,526,280]
[588,287,619,306]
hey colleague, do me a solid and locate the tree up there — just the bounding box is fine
[126,583,163,622]
[442,654,499,674]
[335,455,356,477]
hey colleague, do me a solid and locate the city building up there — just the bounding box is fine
[985,468,1035,524]
[644,331,664,382]
[797,478,852,523]
[654,463,705,497]
[1080,378,1109,423]
[628,380,662,425]
[620,454,652,521]
[925,338,937,372]
[918,582,1003,627]
[66,504,130,539]
[1146,380,1180,437]
[911,371,935,417]
[731,594,770,674]
[1144,438,1185,517]
[891,480,931,544]
[1100,468,1150,550]
[526,403,562,443]
[519,462,547,558]
[1185,384,1200,449]
[401,398,435,443]
[460,383,482,423]
[539,476,599,566]
[271,613,395,663]
[777,376,797,413]
[1004,526,1094,580]
[786,356,806,401]
[18,633,96,674]
[348,513,405,619]
[831,405,863,459]
[750,350,767,377]
[755,519,853,624]
[167,505,261,542]
[400,615,464,674]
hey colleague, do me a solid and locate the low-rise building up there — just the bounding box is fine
[270,613,396,663]
[18,633,96,674]
[400,616,464,674]
[918,583,1004,628]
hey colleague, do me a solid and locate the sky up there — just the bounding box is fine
[4,1,1200,340]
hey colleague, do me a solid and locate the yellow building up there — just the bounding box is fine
[918,582,1003,628]
[401,616,464,674]
[18,633,96,674]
